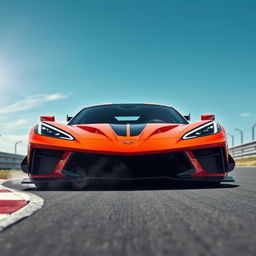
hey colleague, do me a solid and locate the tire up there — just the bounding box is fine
[34,182,66,190]
[34,182,50,190]
[211,181,221,186]
[201,181,221,187]
[71,166,89,190]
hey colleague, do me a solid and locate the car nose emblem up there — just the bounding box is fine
[122,141,135,145]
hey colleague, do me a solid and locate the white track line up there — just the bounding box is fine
[0,179,44,232]
[0,192,27,200]
[0,214,9,221]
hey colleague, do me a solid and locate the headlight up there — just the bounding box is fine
[35,122,74,140]
[182,122,220,140]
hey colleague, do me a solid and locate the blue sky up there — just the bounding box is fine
[0,0,255,154]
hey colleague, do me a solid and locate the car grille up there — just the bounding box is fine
[64,151,193,178]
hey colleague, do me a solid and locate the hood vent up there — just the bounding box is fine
[149,125,179,137]
[77,125,107,137]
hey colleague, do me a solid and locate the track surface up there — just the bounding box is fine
[1,167,256,256]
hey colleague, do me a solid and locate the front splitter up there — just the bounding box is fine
[22,175,235,184]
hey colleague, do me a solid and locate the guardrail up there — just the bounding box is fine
[229,140,256,159]
[0,152,25,170]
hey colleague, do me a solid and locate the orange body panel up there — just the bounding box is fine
[29,121,226,154]
[23,103,234,182]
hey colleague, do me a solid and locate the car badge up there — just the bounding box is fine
[122,141,135,145]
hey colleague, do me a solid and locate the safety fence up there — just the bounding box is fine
[229,140,256,159]
[0,152,24,170]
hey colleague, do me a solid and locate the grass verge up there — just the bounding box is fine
[0,170,26,179]
[235,157,256,167]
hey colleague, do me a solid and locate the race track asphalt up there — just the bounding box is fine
[0,167,256,256]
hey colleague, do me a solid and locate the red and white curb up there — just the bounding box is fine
[0,179,44,231]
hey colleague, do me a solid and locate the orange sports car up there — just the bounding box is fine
[21,103,235,189]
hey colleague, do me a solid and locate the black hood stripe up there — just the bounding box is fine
[110,124,147,137]
[130,124,147,136]
[110,124,127,136]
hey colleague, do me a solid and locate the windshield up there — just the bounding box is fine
[69,104,188,125]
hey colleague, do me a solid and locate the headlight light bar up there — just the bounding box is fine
[36,122,74,140]
[182,121,220,140]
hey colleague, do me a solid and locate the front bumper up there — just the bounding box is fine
[21,146,235,182]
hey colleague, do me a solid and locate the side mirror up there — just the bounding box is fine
[66,115,73,122]
[201,114,215,121]
[40,116,55,122]
[184,114,191,121]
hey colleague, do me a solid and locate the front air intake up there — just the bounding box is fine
[192,147,227,173]
[29,149,64,175]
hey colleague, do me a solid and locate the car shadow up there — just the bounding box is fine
[23,179,240,192]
